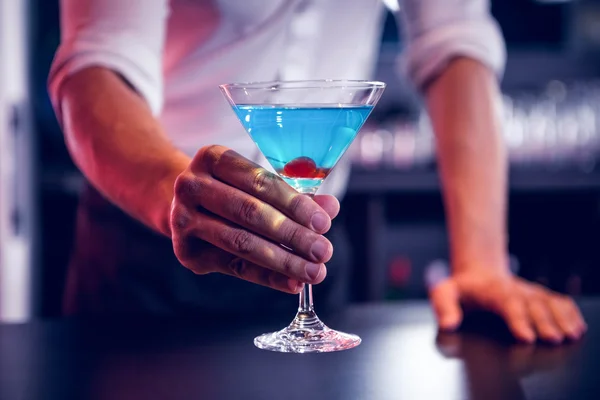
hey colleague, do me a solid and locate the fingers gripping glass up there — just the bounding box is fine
[220,80,385,353]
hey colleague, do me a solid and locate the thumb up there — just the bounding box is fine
[429,278,463,331]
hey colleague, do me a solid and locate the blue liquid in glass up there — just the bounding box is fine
[234,105,373,191]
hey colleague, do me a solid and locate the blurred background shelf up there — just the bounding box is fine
[348,166,600,194]
[344,165,600,303]
[42,164,600,195]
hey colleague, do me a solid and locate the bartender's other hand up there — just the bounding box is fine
[429,272,587,344]
[170,145,340,294]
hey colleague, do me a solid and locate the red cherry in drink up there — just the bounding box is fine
[283,157,317,178]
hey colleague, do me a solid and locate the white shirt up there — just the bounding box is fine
[48,0,505,198]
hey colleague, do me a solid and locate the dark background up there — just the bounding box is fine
[30,0,600,316]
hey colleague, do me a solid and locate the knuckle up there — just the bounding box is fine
[522,282,545,299]
[252,169,273,194]
[227,257,248,278]
[258,268,275,288]
[197,145,222,173]
[562,296,578,310]
[527,295,542,308]
[201,144,221,161]
[175,239,217,276]
[173,237,197,270]
[506,298,527,316]
[224,229,254,255]
[172,240,189,263]
[280,253,299,277]
[170,206,192,234]
[264,273,278,290]
[528,300,547,318]
[174,174,199,200]
[191,270,209,276]
[182,259,206,275]
[237,198,263,226]
[534,283,551,296]
[551,292,573,307]
[173,174,191,199]
[281,224,305,249]
[288,194,305,216]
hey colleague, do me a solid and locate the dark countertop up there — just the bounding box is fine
[1,300,599,400]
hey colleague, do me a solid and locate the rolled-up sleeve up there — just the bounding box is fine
[398,0,506,91]
[48,0,168,121]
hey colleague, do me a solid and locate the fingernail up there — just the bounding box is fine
[306,263,322,281]
[288,279,303,293]
[310,239,330,262]
[567,330,581,340]
[311,212,329,232]
[549,334,564,344]
[522,331,536,343]
[570,326,585,339]
[440,318,459,331]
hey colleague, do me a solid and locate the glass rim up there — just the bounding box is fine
[219,79,386,91]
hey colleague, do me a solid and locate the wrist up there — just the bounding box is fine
[152,153,191,238]
[446,217,509,277]
[451,249,510,277]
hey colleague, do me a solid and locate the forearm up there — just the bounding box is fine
[59,67,190,237]
[425,57,508,274]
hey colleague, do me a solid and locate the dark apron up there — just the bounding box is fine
[63,183,350,317]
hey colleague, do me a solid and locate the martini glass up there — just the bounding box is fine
[219,80,385,353]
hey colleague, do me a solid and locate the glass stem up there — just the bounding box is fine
[299,283,313,313]
[298,190,317,314]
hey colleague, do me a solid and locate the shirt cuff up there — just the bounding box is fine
[400,17,506,91]
[48,35,163,124]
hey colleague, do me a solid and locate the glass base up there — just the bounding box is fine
[254,310,361,353]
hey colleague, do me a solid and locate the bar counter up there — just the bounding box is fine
[1,300,598,400]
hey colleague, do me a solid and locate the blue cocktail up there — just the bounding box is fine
[234,105,373,193]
